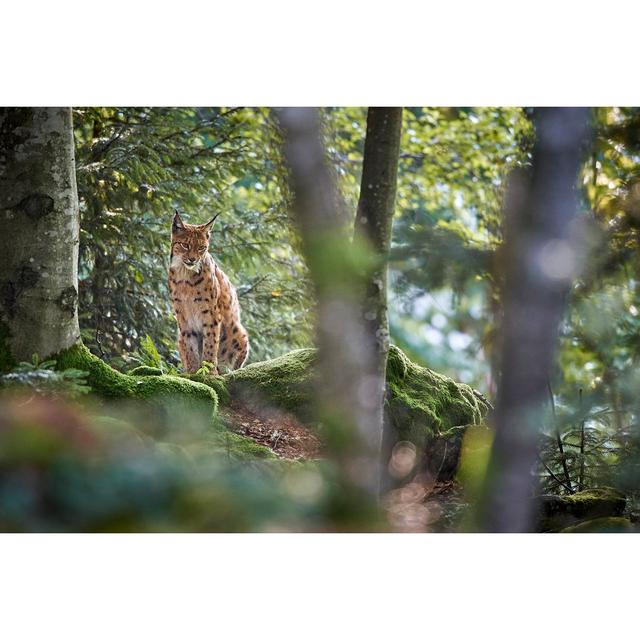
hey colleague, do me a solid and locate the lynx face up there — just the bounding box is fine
[170,212,216,271]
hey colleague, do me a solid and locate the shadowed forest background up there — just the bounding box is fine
[1,106,639,532]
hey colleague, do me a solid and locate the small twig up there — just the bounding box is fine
[578,388,586,490]
[538,454,574,494]
[238,275,269,298]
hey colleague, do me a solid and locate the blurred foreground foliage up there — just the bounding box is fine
[0,389,381,533]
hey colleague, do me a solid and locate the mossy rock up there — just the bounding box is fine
[185,371,230,405]
[225,348,316,416]
[538,487,627,532]
[56,343,218,419]
[225,344,490,478]
[385,345,490,442]
[560,517,634,533]
[129,365,163,377]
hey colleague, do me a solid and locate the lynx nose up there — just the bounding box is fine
[184,258,196,266]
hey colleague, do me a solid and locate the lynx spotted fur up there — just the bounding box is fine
[169,211,249,374]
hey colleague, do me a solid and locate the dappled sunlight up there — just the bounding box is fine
[1,106,639,533]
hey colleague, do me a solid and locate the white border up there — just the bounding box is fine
[0,534,637,639]
[1,2,639,636]
[2,1,639,105]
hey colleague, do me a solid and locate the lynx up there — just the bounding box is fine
[169,211,249,374]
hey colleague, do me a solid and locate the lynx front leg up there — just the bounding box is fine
[178,329,202,373]
[202,313,222,375]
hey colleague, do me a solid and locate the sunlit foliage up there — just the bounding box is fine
[73,107,312,367]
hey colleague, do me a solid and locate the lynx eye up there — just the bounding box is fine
[180,243,189,250]
[198,245,207,252]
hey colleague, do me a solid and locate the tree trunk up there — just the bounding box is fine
[479,107,590,532]
[276,107,384,499]
[0,108,80,367]
[353,107,403,489]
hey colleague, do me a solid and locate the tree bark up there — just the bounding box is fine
[479,107,590,532]
[353,107,403,488]
[276,107,384,499]
[0,108,80,366]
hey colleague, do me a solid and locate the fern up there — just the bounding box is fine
[127,335,180,374]
[140,335,163,369]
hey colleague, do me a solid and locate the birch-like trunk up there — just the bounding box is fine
[0,108,80,365]
[353,107,403,489]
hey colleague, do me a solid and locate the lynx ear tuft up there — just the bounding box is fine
[172,210,185,232]
[202,213,220,233]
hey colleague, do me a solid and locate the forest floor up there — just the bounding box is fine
[222,400,324,459]
[221,401,467,531]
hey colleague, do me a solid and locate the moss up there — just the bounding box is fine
[224,344,491,475]
[57,343,137,398]
[202,429,276,460]
[560,517,634,533]
[225,348,316,416]
[129,365,163,376]
[562,487,626,518]
[385,345,491,444]
[53,342,489,469]
[185,372,230,406]
[56,343,218,416]
[538,487,627,532]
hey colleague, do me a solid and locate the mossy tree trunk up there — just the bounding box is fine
[0,108,81,367]
[353,107,403,488]
[277,107,384,499]
[479,108,591,532]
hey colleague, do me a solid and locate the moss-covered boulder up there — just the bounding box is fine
[538,487,627,532]
[225,348,316,415]
[224,345,490,478]
[56,344,218,418]
[560,517,634,533]
[185,371,230,405]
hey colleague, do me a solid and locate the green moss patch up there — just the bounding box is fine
[129,365,163,376]
[386,345,490,443]
[562,487,627,518]
[224,344,490,477]
[56,343,218,417]
[226,345,489,433]
[225,348,316,417]
[538,487,627,532]
[199,429,277,460]
[561,517,634,533]
[186,371,230,405]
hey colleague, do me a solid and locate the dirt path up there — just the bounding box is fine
[222,400,324,460]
